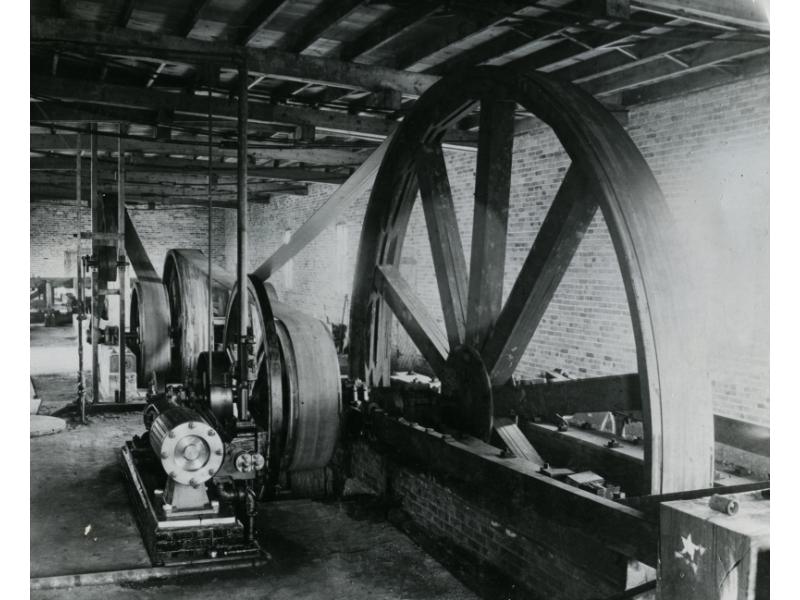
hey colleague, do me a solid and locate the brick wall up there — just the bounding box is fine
[241,75,769,426]
[30,203,228,279]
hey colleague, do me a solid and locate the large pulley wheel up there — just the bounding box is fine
[349,66,713,494]
[163,249,235,388]
[223,277,341,482]
[129,279,171,388]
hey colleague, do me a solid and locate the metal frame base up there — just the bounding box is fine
[118,441,261,565]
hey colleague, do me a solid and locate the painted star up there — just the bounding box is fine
[679,534,706,561]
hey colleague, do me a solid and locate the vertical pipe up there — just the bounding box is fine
[207,74,214,394]
[117,126,127,404]
[76,136,85,424]
[237,60,249,421]
[90,124,100,405]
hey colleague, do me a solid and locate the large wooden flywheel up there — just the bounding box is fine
[349,66,714,495]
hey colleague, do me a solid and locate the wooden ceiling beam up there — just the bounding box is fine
[236,0,290,46]
[31,17,439,97]
[31,177,308,196]
[31,193,275,208]
[176,0,213,38]
[116,0,136,28]
[584,38,769,97]
[31,75,399,139]
[621,51,769,105]
[337,3,442,62]
[30,156,350,184]
[31,133,375,167]
[281,0,363,54]
[631,0,769,32]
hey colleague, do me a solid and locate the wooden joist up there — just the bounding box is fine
[31,17,440,97]
[30,133,373,167]
[632,0,770,31]
[31,75,399,140]
[30,156,350,184]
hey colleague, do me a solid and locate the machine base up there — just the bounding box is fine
[118,441,261,565]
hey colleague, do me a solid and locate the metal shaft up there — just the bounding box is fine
[90,125,99,405]
[207,76,214,393]
[117,126,127,404]
[237,61,249,420]
[76,135,85,423]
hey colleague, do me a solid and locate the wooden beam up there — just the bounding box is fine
[31,134,373,166]
[30,156,349,184]
[494,374,642,418]
[583,38,769,97]
[632,0,770,32]
[236,0,289,46]
[31,175,308,196]
[281,0,362,54]
[31,17,440,97]
[31,75,399,139]
[176,0,212,38]
[365,409,658,564]
[621,51,769,105]
[338,4,441,62]
[31,194,270,209]
[116,0,135,28]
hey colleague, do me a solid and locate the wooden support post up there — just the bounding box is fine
[117,126,127,403]
[207,74,214,394]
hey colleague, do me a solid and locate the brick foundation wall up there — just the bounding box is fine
[244,75,769,427]
[349,439,630,600]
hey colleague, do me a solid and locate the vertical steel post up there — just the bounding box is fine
[76,136,85,423]
[237,61,249,421]
[90,125,100,405]
[207,75,214,394]
[117,126,127,403]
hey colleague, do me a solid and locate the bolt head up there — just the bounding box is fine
[160,451,168,459]
[188,421,195,429]
[168,430,175,438]
[207,429,216,436]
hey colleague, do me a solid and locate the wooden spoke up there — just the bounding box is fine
[415,144,469,350]
[465,97,516,350]
[482,164,597,385]
[376,265,448,377]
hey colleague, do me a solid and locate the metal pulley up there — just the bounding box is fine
[149,407,225,486]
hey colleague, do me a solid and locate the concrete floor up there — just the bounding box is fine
[30,325,480,600]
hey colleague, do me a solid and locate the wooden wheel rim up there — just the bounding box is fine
[349,66,713,494]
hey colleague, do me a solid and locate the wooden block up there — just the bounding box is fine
[659,491,769,600]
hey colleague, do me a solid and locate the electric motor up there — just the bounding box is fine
[149,407,225,486]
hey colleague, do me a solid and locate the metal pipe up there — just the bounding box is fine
[117,125,127,404]
[237,60,249,421]
[76,135,86,424]
[90,124,100,405]
[207,74,214,395]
